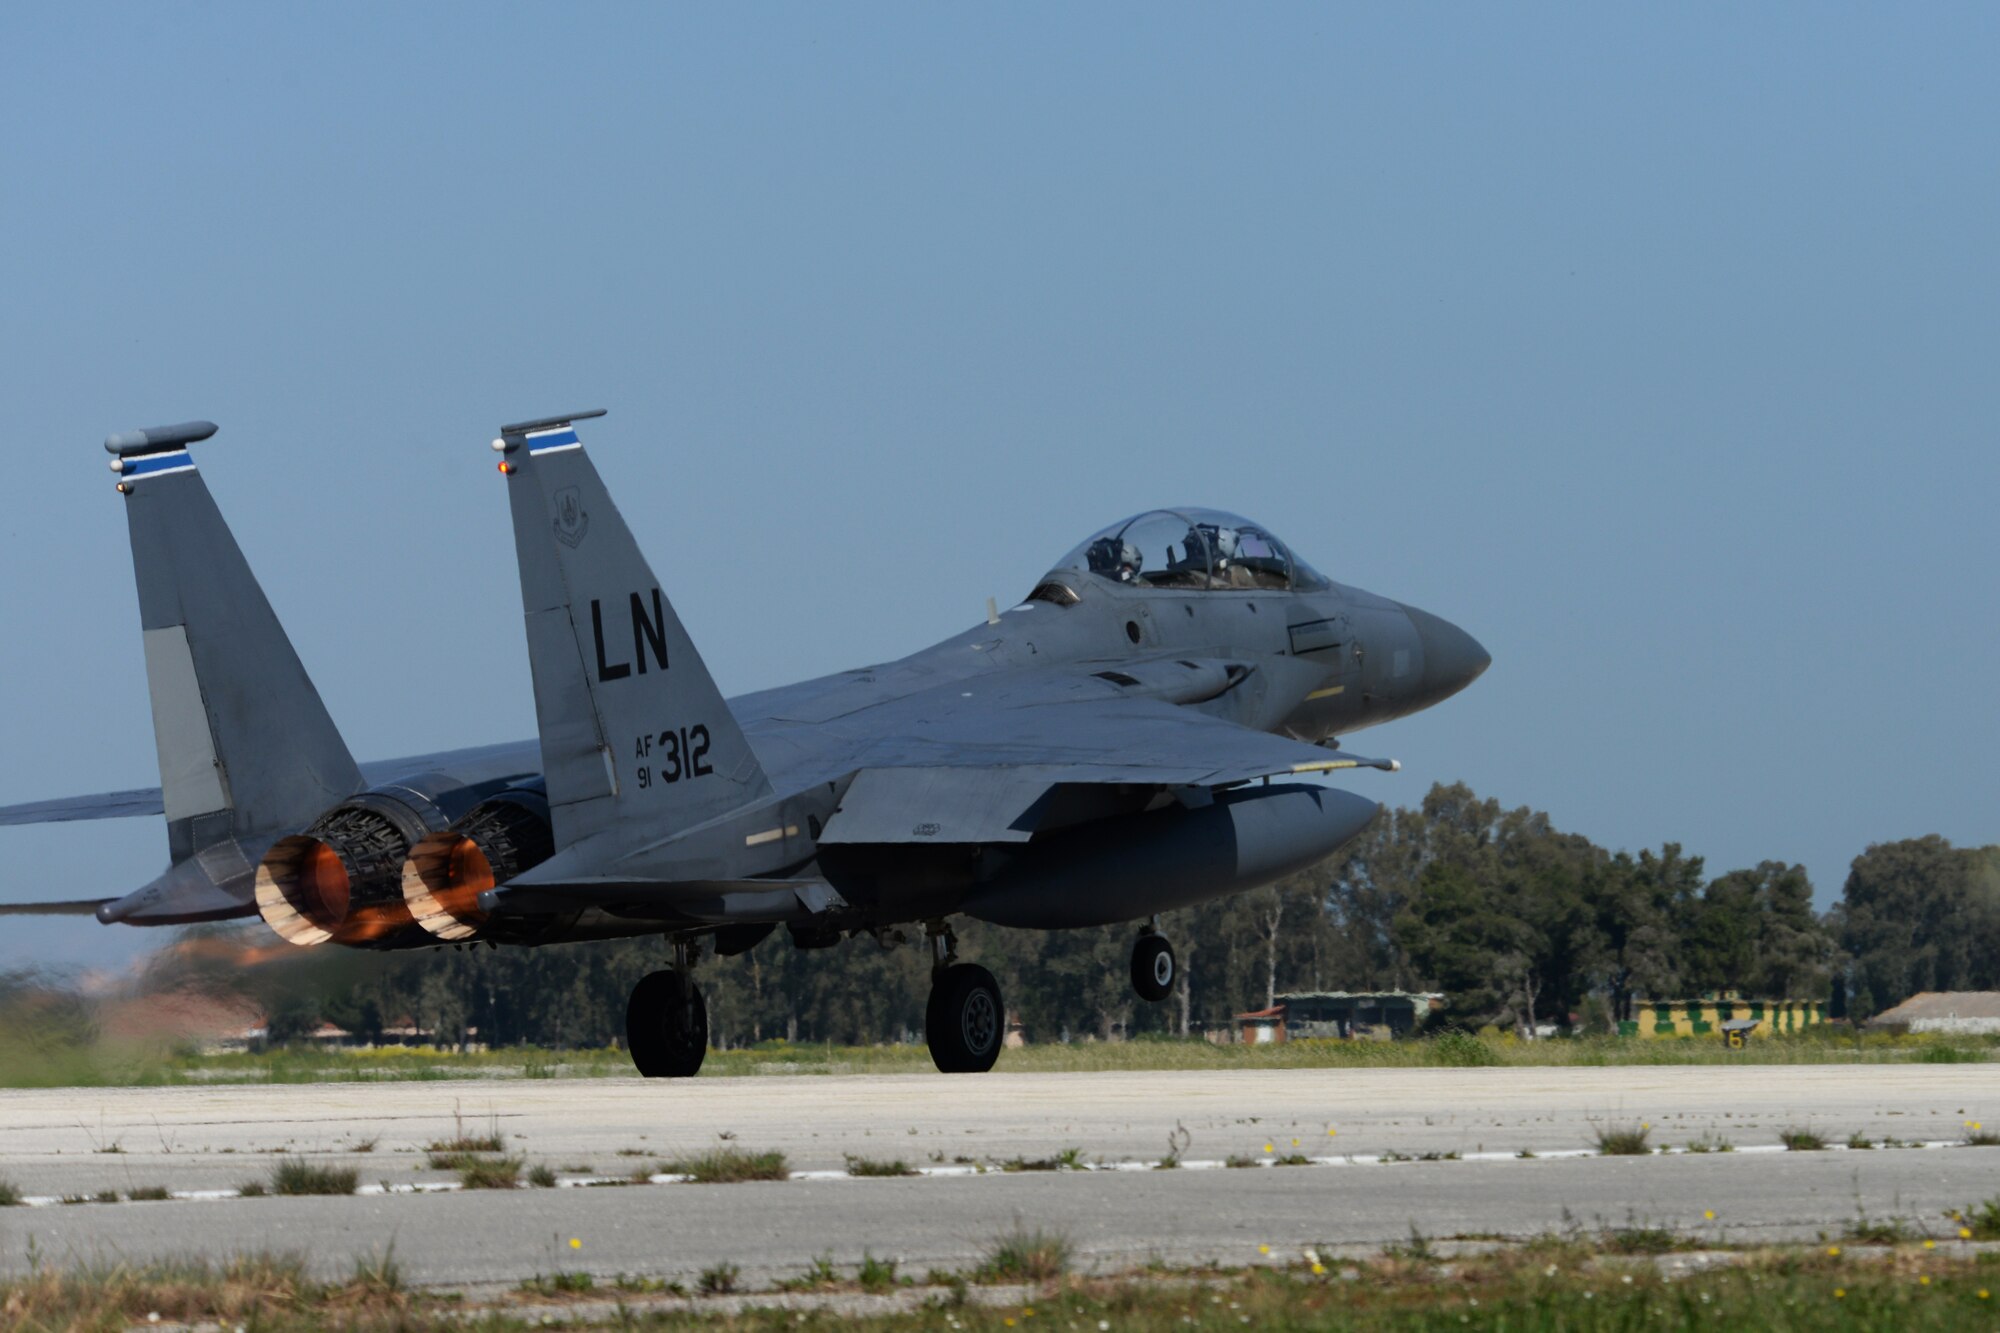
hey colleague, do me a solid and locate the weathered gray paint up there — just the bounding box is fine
[121,446,362,861]
[142,625,229,822]
[502,428,773,848]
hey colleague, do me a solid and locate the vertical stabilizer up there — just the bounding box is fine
[495,411,772,848]
[107,423,362,862]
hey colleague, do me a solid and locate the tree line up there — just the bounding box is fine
[149,782,2000,1047]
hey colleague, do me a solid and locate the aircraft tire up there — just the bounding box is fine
[926,963,1003,1074]
[626,969,708,1078]
[1131,933,1176,1003]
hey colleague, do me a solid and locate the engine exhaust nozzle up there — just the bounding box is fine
[255,805,421,946]
[401,797,554,942]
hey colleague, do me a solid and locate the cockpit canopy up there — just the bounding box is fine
[1047,509,1329,594]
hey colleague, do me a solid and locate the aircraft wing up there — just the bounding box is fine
[0,742,544,830]
[817,687,1394,845]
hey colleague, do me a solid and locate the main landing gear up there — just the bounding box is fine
[626,937,709,1078]
[924,922,1003,1074]
[1131,921,1176,1003]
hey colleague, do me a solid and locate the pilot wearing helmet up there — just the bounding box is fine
[1085,536,1143,583]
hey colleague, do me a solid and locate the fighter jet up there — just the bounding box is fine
[0,421,545,936]
[2,413,1488,1076]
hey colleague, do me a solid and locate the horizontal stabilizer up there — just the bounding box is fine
[0,898,114,917]
[97,843,265,925]
[0,788,165,826]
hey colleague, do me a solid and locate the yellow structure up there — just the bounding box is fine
[1622,993,1827,1039]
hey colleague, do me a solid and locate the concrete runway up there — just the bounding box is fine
[1,1066,1995,1286]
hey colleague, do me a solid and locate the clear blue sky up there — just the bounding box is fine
[2,6,1995,974]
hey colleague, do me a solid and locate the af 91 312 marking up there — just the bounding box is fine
[635,725,714,789]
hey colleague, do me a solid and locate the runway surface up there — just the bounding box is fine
[1,1066,1994,1286]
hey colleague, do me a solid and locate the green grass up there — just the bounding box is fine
[267,1157,357,1196]
[0,1253,419,1329]
[0,1177,21,1206]
[979,1224,1072,1282]
[665,1147,789,1183]
[1957,1195,2000,1240]
[127,1185,172,1201]
[1430,1029,1500,1067]
[517,1270,594,1295]
[1593,1122,1653,1155]
[8,1230,2000,1328]
[1600,1225,1685,1254]
[844,1153,918,1177]
[350,1246,404,1299]
[999,1147,1086,1172]
[775,1253,844,1291]
[3,1025,1995,1087]
[527,1163,558,1188]
[1780,1127,1828,1151]
[1844,1214,1914,1244]
[857,1251,899,1293]
[1917,1043,1987,1063]
[457,1156,523,1189]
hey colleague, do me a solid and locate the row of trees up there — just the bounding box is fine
[151,783,1998,1047]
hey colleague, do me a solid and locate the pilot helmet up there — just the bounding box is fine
[1086,536,1143,580]
[1195,523,1238,566]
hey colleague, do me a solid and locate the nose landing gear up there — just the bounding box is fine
[1131,926,1176,1003]
[626,937,709,1078]
[924,921,1003,1073]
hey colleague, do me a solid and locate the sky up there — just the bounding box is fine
[1,6,1995,975]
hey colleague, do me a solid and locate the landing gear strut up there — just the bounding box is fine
[1131,924,1176,1003]
[626,936,708,1078]
[924,920,1003,1074]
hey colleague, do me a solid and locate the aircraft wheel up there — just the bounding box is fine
[926,963,1004,1074]
[1131,933,1176,1003]
[626,969,708,1078]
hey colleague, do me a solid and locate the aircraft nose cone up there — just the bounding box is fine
[1402,604,1491,703]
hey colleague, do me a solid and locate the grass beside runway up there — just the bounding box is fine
[8,1235,2000,1330]
[5,1026,1992,1087]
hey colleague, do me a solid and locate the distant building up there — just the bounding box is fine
[1279,991,1443,1039]
[1625,993,1826,1039]
[1234,1005,1287,1044]
[1231,992,1444,1043]
[1866,992,2000,1036]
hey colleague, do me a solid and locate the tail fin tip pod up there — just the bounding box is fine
[107,421,362,866]
[495,410,772,847]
